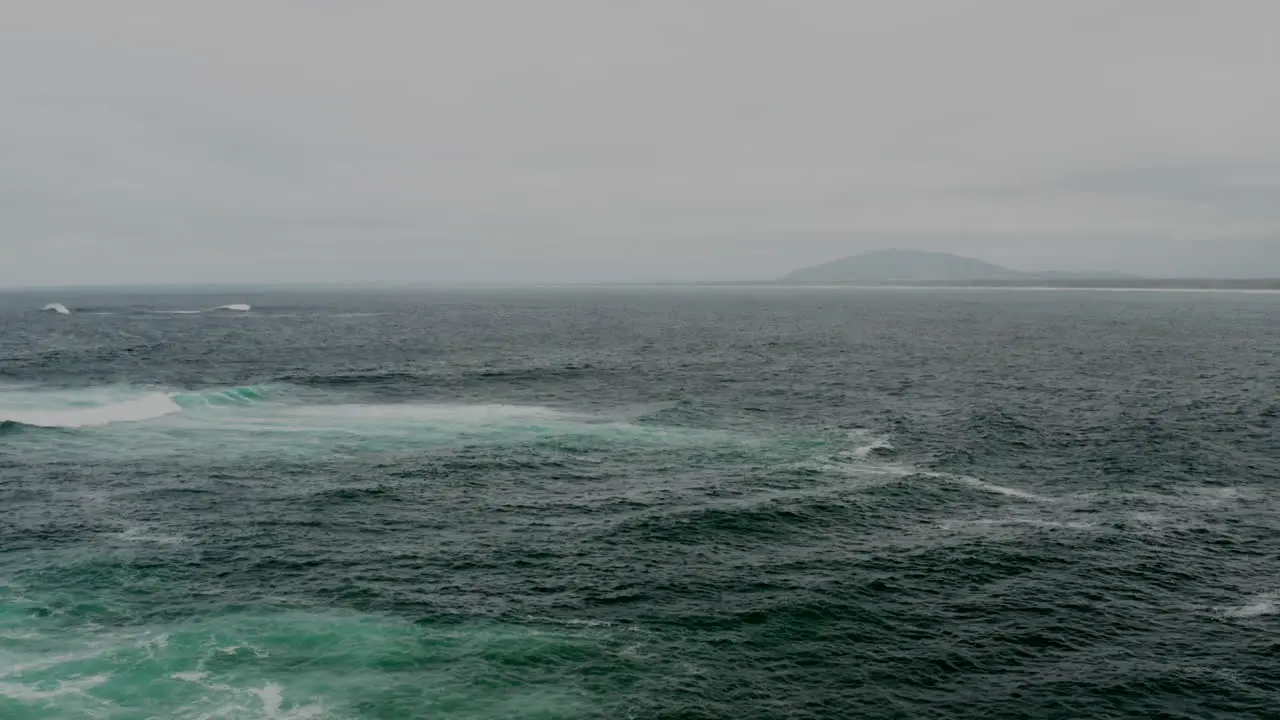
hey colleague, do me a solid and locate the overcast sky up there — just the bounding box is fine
[3,1,1279,285]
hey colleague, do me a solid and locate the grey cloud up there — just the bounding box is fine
[1052,163,1280,227]
[2,1,1279,285]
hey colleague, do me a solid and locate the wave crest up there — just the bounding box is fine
[172,386,271,408]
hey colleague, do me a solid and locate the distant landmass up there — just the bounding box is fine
[781,249,1140,284]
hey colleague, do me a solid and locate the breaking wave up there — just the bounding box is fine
[171,386,272,408]
[41,303,70,314]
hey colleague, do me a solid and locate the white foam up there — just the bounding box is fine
[151,304,250,314]
[0,392,181,428]
[850,435,894,459]
[247,683,326,719]
[0,674,108,701]
[813,460,1053,503]
[1222,592,1277,618]
[171,671,208,683]
[0,646,116,678]
[912,471,1051,502]
[806,460,918,478]
[41,303,70,314]
[285,402,566,424]
[951,475,1051,502]
[254,684,284,715]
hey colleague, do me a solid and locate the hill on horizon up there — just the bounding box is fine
[782,249,1028,283]
[780,249,1147,284]
[781,243,1280,283]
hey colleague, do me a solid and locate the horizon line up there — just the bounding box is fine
[5,277,1280,293]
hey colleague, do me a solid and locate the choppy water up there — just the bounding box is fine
[1,288,1277,719]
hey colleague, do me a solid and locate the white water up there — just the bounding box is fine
[41,303,70,314]
[152,304,252,314]
[0,386,731,457]
[285,402,568,424]
[849,431,894,459]
[0,392,181,428]
[1222,592,1277,618]
[903,470,1053,502]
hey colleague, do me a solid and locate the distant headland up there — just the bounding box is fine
[777,249,1280,289]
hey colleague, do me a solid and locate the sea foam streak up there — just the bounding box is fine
[0,393,181,428]
[0,385,269,430]
[285,402,567,423]
[810,433,1050,501]
[0,384,734,454]
[920,471,1051,502]
[151,304,251,314]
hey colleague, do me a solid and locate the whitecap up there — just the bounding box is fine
[41,303,70,314]
[851,438,894,459]
[1222,592,1277,618]
[848,430,894,459]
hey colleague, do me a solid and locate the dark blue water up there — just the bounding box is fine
[1,288,1277,718]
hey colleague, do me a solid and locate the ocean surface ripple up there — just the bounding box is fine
[1,288,1277,719]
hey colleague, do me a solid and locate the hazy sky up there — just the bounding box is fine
[3,1,1279,285]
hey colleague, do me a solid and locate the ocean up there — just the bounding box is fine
[1,287,1276,719]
